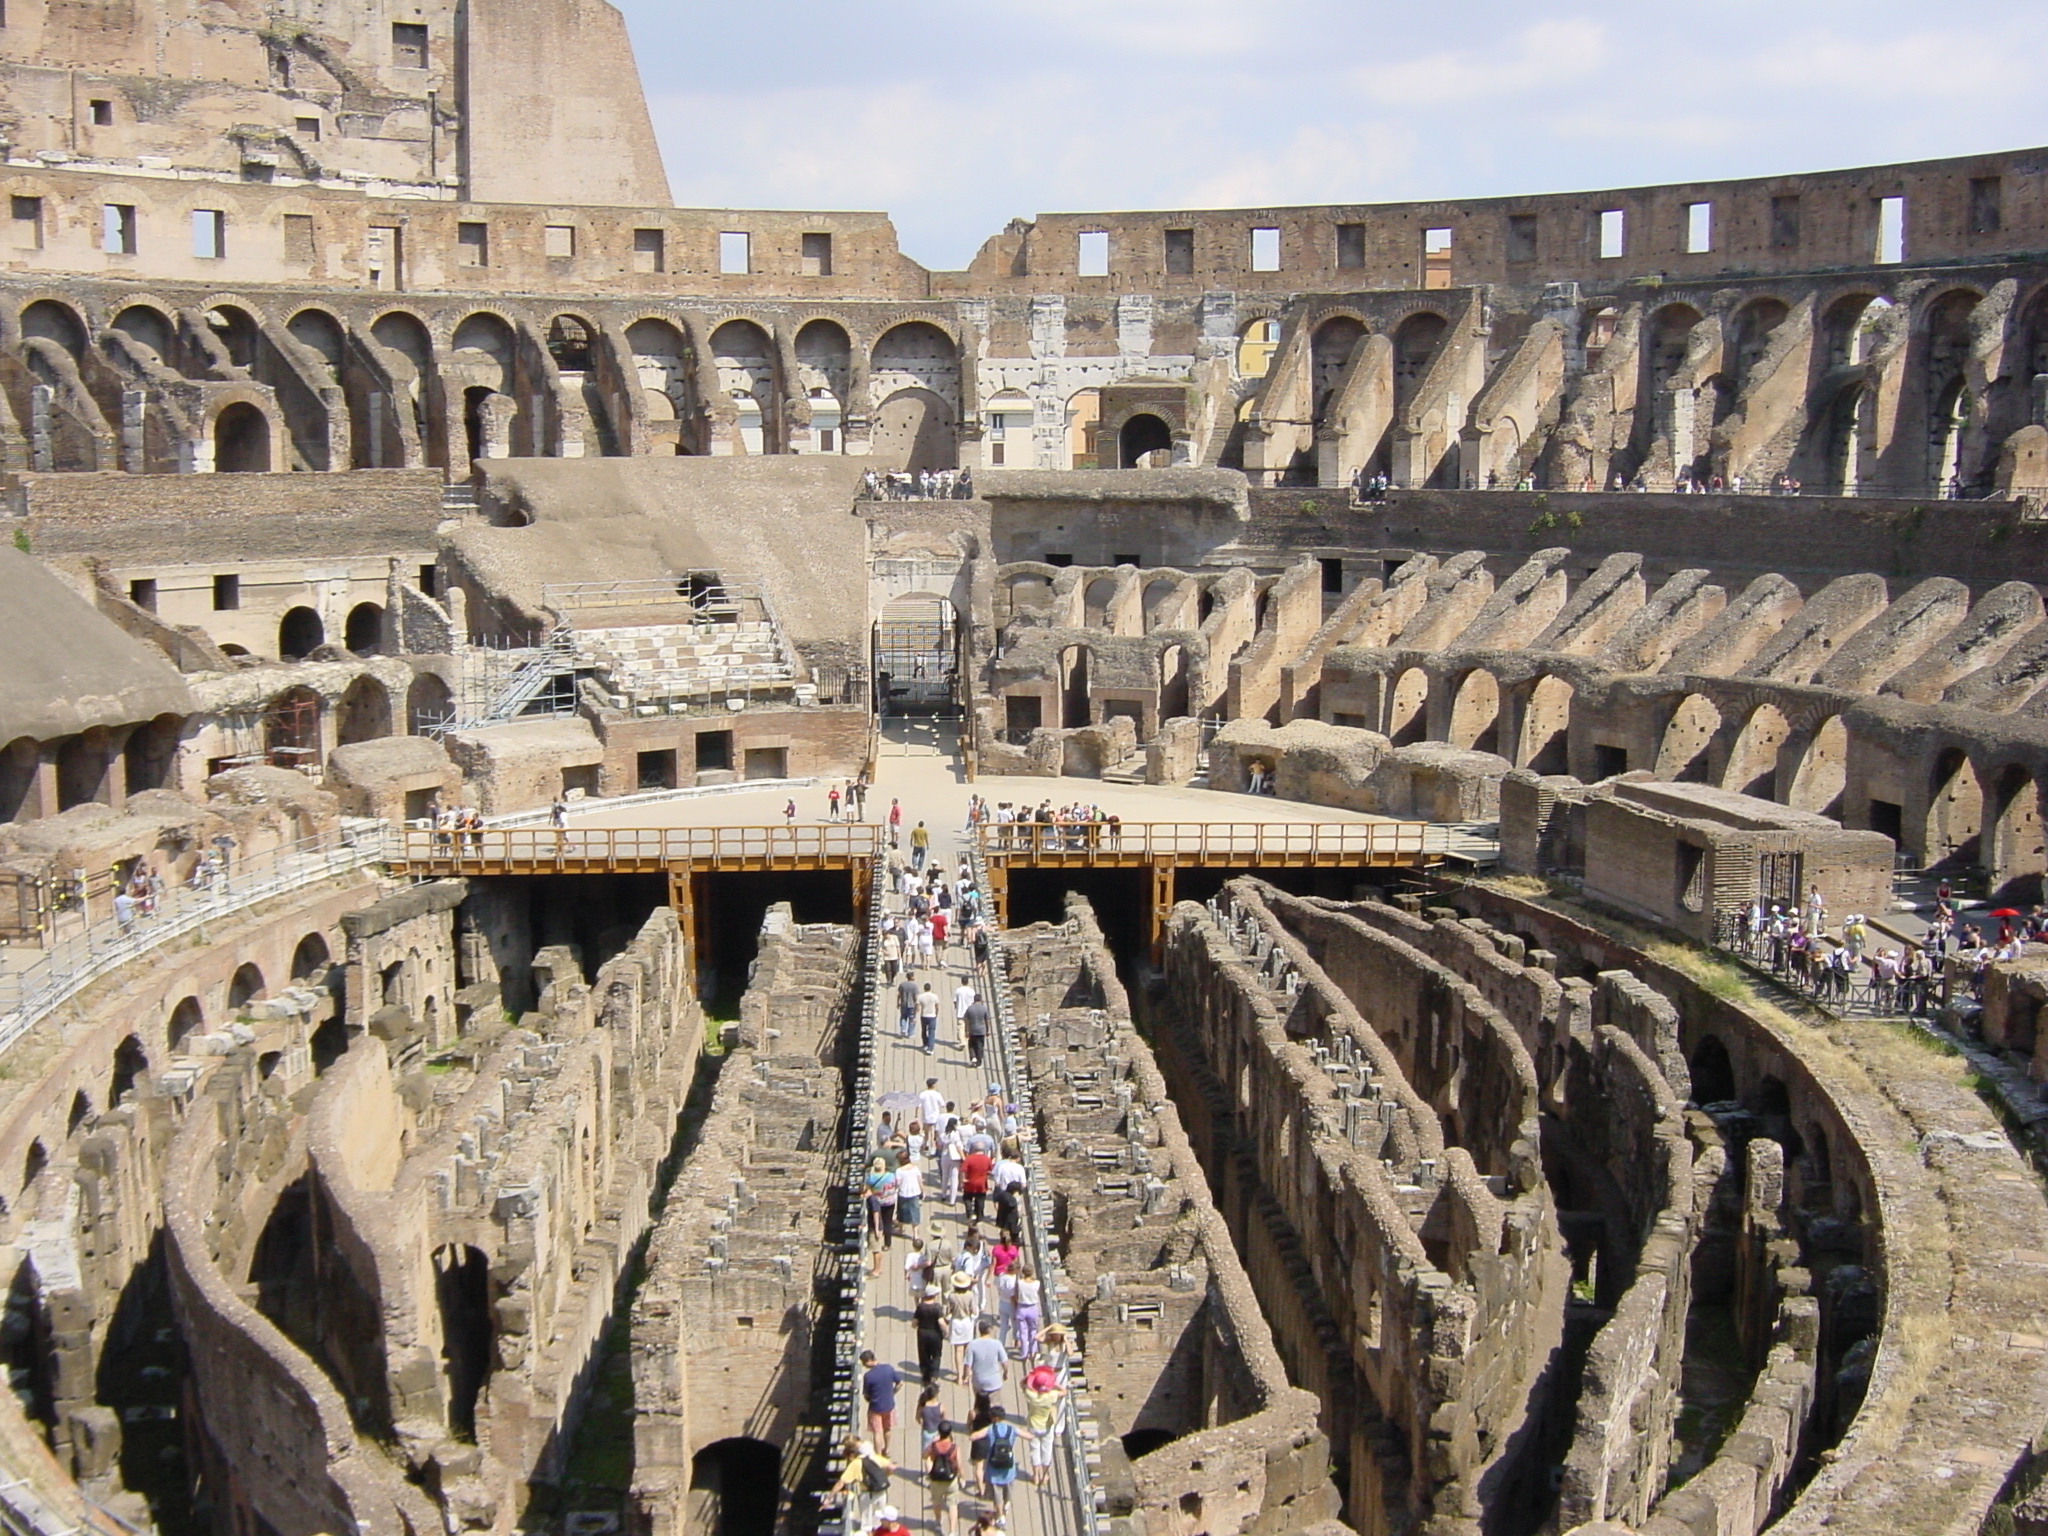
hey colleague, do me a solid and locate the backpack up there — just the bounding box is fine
[987,1423,1015,1473]
[928,1441,959,1484]
[862,1455,892,1494]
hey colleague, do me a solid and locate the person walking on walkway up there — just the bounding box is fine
[914,1283,947,1386]
[961,1141,992,1223]
[917,981,939,1050]
[946,1272,979,1381]
[965,1319,1008,1420]
[888,799,903,847]
[970,1404,1024,1517]
[925,1421,961,1536]
[896,969,919,1039]
[962,993,990,1068]
[860,1349,902,1457]
[911,820,930,871]
[1021,1362,1064,1484]
[1014,1263,1044,1362]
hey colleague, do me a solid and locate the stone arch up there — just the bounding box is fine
[1160,642,1189,720]
[1237,317,1281,378]
[1392,312,1448,413]
[290,932,332,980]
[336,674,393,745]
[213,400,273,472]
[691,1438,781,1536]
[1689,1034,1736,1106]
[1655,694,1721,782]
[108,1034,147,1108]
[545,313,597,373]
[202,302,262,370]
[0,737,36,822]
[1083,576,1119,629]
[371,309,437,464]
[167,996,204,1052]
[1730,297,1790,387]
[1926,749,1984,869]
[66,1090,91,1137]
[1989,765,2045,902]
[1822,381,1880,495]
[406,673,453,736]
[1820,293,1884,369]
[1118,413,1173,469]
[21,1139,46,1196]
[278,606,324,659]
[1060,644,1090,730]
[1387,667,1430,746]
[1787,715,1849,818]
[110,303,175,360]
[711,319,776,455]
[626,317,697,454]
[21,298,88,359]
[1446,669,1502,754]
[871,320,960,402]
[1310,315,1368,426]
[285,307,346,376]
[55,730,110,811]
[265,684,323,765]
[343,602,386,656]
[793,319,851,453]
[1517,675,1574,774]
[228,962,265,1012]
[873,388,957,472]
[122,713,183,795]
[1722,703,1791,799]
[433,1243,494,1442]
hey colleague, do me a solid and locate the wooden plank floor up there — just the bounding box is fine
[853,815,1075,1536]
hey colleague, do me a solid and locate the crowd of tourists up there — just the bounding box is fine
[861,468,976,501]
[1721,882,2048,1014]
[830,798,1073,1536]
[966,796,1123,853]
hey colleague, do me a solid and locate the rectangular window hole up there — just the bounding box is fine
[192,208,227,260]
[1164,227,1194,275]
[543,224,575,260]
[633,227,666,273]
[1421,227,1452,288]
[1250,226,1281,272]
[212,573,240,611]
[88,99,112,127]
[294,116,321,140]
[1969,176,2002,235]
[418,564,437,596]
[1335,223,1365,270]
[128,578,156,611]
[11,195,42,250]
[392,22,428,68]
[695,729,733,773]
[1597,209,1625,260]
[801,230,832,276]
[103,203,138,255]
[1684,202,1712,254]
[1876,196,1905,264]
[719,231,750,275]
[1077,230,1109,277]
[457,221,488,267]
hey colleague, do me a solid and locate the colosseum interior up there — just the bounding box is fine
[0,6,2047,1536]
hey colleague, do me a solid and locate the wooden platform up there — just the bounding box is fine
[974,819,1436,956]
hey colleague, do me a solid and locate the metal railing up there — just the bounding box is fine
[1712,914,1938,1017]
[389,823,884,870]
[0,824,388,1048]
[976,818,1432,862]
[968,844,1104,1536]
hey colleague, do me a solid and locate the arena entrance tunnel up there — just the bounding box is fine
[391,824,880,1009]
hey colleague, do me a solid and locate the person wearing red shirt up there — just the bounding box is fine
[961,1146,993,1222]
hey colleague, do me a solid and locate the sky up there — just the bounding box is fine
[612,0,2048,272]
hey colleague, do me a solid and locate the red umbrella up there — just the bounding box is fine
[1990,907,2022,918]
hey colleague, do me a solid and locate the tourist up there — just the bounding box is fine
[897,968,919,1039]
[829,783,841,820]
[940,1116,965,1204]
[1013,1263,1044,1361]
[961,1140,992,1222]
[968,1403,1023,1516]
[965,1319,1008,1420]
[915,1283,947,1386]
[895,1149,925,1233]
[866,1155,899,1273]
[962,992,991,1068]
[911,819,930,871]
[918,1078,947,1133]
[870,1503,909,1536]
[1021,1361,1063,1481]
[946,1272,979,1381]
[784,797,797,826]
[925,1421,961,1536]
[860,1349,902,1456]
[917,981,940,1048]
[889,799,903,847]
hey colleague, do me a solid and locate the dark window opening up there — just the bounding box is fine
[1320,557,1344,593]
[88,99,112,127]
[1113,553,1141,568]
[1969,177,2002,235]
[456,221,488,267]
[1867,798,1903,844]
[633,227,666,273]
[800,231,832,276]
[128,579,157,612]
[637,750,677,791]
[1164,228,1194,275]
[743,747,786,780]
[1593,744,1629,779]
[294,116,321,140]
[213,573,240,611]
[1044,552,1074,568]
[695,730,733,774]
[392,22,428,68]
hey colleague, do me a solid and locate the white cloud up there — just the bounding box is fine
[1179,122,1421,209]
[1353,19,1611,107]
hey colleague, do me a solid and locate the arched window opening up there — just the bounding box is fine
[167,997,204,1053]
[1689,1035,1736,1106]
[690,1439,782,1536]
[228,963,265,1013]
[213,403,271,473]
[1119,413,1173,469]
[108,1035,147,1108]
[343,603,386,656]
[278,607,324,660]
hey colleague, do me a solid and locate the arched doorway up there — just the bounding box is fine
[1926,750,1984,869]
[1446,669,1501,754]
[343,603,385,655]
[407,673,453,736]
[1118,413,1173,468]
[167,997,203,1052]
[264,686,323,770]
[1722,704,1791,800]
[873,595,960,718]
[336,676,393,745]
[434,1244,493,1442]
[873,388,957,472]
[1386,668,1430,745]
[214,403,272,472]
[1787,716,1848,818]
[1689,1035,1736,1105]
[279,607,324,660]
[228,962,265,1011]
[691,1438,781,1536]
[1656,695,1722,783]
[1518,676,1574,774]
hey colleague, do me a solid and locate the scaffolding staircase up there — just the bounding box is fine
[436,622,579,735]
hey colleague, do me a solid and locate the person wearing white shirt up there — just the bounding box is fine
[918,1081,948,1133]
[953,982,977,1026]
